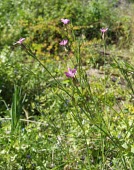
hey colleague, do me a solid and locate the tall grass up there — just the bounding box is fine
[10,85,22,132]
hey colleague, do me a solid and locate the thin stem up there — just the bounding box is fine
[21,44,72,98]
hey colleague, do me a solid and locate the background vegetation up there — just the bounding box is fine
[0,0,134,169]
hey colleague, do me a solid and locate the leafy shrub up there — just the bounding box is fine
[0,0,132,49]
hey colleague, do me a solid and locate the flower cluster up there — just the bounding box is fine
[59,18,70,48]
[14,20,109,79]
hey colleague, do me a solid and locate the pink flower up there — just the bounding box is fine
[59,39,68,46]
[100,28,108,33]
[65,68,77,78]
[61,18,70,24]
[14,38,25,45]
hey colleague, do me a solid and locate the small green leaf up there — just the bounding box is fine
[122,143,128,149]
[131,145,134,153]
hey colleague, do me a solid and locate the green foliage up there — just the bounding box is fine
[0,0,132,51]
[10,85,23,132]
[0,0,134,169]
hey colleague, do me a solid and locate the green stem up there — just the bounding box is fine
[22,44,72,98]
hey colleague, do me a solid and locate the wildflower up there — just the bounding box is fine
[61,18,70,24]
[59,39,68,46]
[14,38,25,45]
[100,28,108,39]
[65,68,77,78]
[100,28,108,33]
